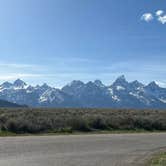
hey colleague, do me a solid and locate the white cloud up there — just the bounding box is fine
[156,10,164,16]
[158,15,166,24]
[141,10,166,25]
[0,73,43,81]
[141,13,153,22]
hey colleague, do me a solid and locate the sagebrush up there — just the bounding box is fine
[0,108,166,134]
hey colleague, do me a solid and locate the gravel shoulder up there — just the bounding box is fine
[0,133,166,166]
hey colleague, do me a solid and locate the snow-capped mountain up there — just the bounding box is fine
[0,76,166,108]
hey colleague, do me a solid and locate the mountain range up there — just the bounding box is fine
[0,99,25,108]
[0,75,166,109]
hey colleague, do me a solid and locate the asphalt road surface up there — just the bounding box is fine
[0,133,166,166]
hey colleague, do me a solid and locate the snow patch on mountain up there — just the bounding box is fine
[159,98,166,103]
[39,89,65,103]
[108,87,113,95]
[116,86,125,91]
[112,95,120,101]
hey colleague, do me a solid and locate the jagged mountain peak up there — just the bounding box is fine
[0,81,13,88]
[132,80,141,84]
[36,83,51,93]
[62,80,85,97]
[147,81,159,89]
[41,83,50,88]
[26,85,35,91]
[130,80,144,88]
[69,80,84,86]
[86,81,99,89]
[86,80,105,89]
[13,79,27,87]
[86,81,94,85]
[114,75,127,83]
[112,75,128,88]
[116,75,126,81]
[35,85,40,89]
[94,80,105,87]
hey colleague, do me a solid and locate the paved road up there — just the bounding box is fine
[0,133,166,166]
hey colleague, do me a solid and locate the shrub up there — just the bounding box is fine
[0,108,166,134]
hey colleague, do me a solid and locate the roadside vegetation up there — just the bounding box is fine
[0,108,166,135]
[147,152,166,166]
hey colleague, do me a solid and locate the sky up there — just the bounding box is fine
[0,0,166,87]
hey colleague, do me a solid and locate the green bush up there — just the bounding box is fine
[68,117,91,131]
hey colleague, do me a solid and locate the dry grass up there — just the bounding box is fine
[147,152,166,166]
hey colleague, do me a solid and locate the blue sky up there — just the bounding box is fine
[0,0,166,87]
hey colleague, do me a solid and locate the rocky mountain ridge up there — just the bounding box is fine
[0,76,166,109]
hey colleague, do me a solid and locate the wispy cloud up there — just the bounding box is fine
[0,62,40,69]
[141,10,166,24]
[0,73,43,81]
[141,13,153,22]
